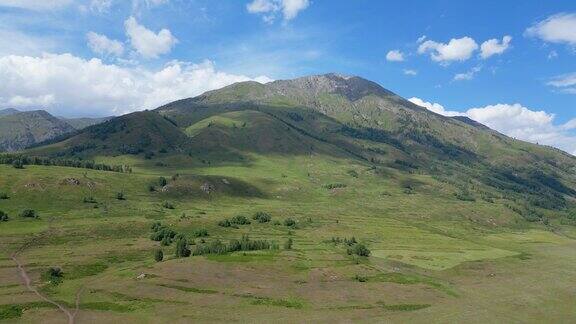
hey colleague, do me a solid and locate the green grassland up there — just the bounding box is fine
[1,151,575,323]
[2,75,576,322]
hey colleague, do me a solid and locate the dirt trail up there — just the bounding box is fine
[6,216,83,324]
[11,253,77,324]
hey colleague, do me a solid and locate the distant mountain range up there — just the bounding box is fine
[0,108,110,152]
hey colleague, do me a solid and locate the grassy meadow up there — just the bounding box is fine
[1,151,575,323]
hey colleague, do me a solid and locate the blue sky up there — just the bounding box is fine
[0,0,574,153]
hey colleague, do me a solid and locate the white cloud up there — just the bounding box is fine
[0,53,272,117]
[125,16,177,59]
[87,32,124,57]
[386,50,404,62]
[410,97,576,155]
[480,35,512,59]
[418,37,478,63]
[88,0,112,12]
[0,0,72,10]
[417,35,427,43]
[0,29,57,56]
[525,13,576,46]
[453,66,481,81]
[246,0,309,22]
[408,97,464,116]
[547,72,576,94]
[548,50,558,59]
[403,69,417,76]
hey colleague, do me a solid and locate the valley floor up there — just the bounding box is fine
[0,155,575,323]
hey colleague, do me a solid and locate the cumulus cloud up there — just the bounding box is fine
[0,53,272,117]
[386,50,404,62]
[408,97,464,116]
[125,16,177,59]
[525,13,576,46]
[480,35,512,59]
[246,0,309,22]
[87,32,124,57]
[409,97,576,155]
[403,69,417,76]
[418,37,478,63]
[0,0,72,10]
[453,66,481,81]
[547,72,576,94]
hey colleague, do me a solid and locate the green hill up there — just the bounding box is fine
[2,74,576,323]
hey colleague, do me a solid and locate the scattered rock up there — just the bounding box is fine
[200,182,215,194]
[61,178,81,185]
[136,273,146,280]
[222,178,230,185]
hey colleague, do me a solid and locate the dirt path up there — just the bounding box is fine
[11,253,77,324]
[6,216,83,324]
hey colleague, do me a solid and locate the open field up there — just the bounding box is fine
[1,151,575,323]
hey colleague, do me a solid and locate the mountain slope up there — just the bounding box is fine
[0,110,76,152]
[27,73,576,222]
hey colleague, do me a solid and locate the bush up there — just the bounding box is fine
[218,219,232,227]
[154,249,163,262]
[161,236,172,246]
[162,201,175,209]
[192,235,276,256]
[0,211,8,222]
[158,177,167,187]
[283,218,296,227]
[175,237,191,258]
[0,192,8,199]
[83,196,96,203]
[253,212,272,223]
[20,209,38,219]
[347,243,370,257]
[354,274,368,282]
[116,192,125,200]
[148,184,156,192]
[322,183,347,190]
[150,223,177,242]
[284,238,293,250]
[12,160,24,169]
[193,228,209,237]
[231,215,251,225]
[42,267,63,285]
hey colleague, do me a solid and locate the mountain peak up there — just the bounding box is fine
[268,73,396,101]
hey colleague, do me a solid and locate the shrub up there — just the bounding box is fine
[116,192,125,200]
[42,267,63,285]
[148,184,156,192]
[162,201,175,209]
[322,183,347,190]
[20,209,38,219]
[161,236,172,246]
[354,274,368,282]
[0,192,8,199]
[0,211,8,222]
[192,235,275,256]
[193,228,209,237]
[150,224,177,242]
[347,243,370,257]
[283,218,296,227]
[218,219,232,227]
[175,237,191,258]
[253,212,272,223]
[12,160,24,169]
[158,177,167,187]
[154,249,163,262]
[284,238,293,250]
[231,215,251,225]
[83,196,96,203]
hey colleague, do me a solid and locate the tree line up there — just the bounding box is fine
[0,154,132,173]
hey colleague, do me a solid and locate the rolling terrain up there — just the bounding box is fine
[1,74,575,323]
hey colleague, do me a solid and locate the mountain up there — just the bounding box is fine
[0,108,20,117]
[0,110,76,152]
[29,73,576,218]
[59,116,113,130]
[0,109,111,152]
